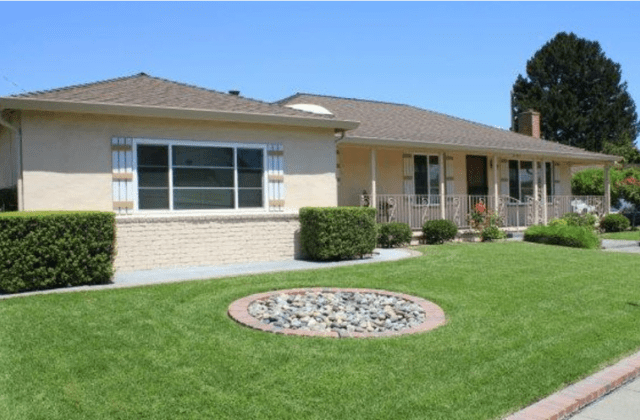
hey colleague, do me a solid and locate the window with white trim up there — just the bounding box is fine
[508,160,555,202]
[136,141,265,211]
[414,155,440,203]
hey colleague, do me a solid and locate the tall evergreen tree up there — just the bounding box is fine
[512,32,639,159]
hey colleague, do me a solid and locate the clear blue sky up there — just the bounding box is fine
[3,2,639,134]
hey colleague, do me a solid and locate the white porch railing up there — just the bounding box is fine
[360,194,605,230]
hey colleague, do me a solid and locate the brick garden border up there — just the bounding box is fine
[228,287,446,338]
[503,350,640,420]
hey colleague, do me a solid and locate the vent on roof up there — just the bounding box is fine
[228,90,240,96]
[285,103,333,115]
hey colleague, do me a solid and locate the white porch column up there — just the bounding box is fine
[604,163,611,215]
[533,160,539,224]
[370,148,377,209]
[541,161,548,225]
[439,153,446,219]
[493,155,499,211]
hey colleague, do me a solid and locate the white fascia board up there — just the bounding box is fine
[0,98,360,131]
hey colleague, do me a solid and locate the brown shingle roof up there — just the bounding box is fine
[279,93,618,161]
[11,73,334,119]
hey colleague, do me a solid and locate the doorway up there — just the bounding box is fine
[466,155,488,196]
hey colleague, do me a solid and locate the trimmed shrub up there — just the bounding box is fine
[422,219,458,244]
[600,213,631,232]
[0,212,115,293]
[377,222,412,248]
[481,226,507,242]
[562,212,597,229]
[524,225,601,249]
[300,207,377,261]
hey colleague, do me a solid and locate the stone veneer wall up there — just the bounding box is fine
[115,213,300,272]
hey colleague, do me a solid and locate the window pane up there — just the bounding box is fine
[429,161,440,191]
[173,168,233,188]
[238,169,262,188]
[172,146,233,167]
[239,189,263,208]
[509,160,520,200]
[520,161,534,199]
[238,149,263,169]
[173,189,234,210]
[138,145,168,167]
[139,188,169,209]
[138,167,168,188]
[414,155,428,195]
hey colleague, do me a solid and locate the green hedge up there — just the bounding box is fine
[0,212,116,293]
[422,219,458,244]
[600,214,631,233]
[378,222,412,248]
[524,225,601,249]
[299,207,377,261]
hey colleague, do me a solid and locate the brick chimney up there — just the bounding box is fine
[517,110,541,138]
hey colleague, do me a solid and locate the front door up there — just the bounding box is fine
[466,155,488,196]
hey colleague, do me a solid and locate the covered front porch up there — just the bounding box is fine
[338,144,612,230]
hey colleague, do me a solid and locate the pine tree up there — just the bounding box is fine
[512,32,639,158]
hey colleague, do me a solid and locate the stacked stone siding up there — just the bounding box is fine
[115,213,300,272]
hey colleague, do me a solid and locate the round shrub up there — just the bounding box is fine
[600,213,631,232]
[548,218,567,227]
[481,226,506,242]
[524,225,601,249]
[378,222,412,248]
[562,212,597,229]
[422,219,458,244]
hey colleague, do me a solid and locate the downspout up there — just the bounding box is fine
[0,111,24,211]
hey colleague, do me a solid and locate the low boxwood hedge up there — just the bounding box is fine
[300,207,377,261]
[600,213,631,233]
[377,222,412,248]
[524,224,601,249]
[422,219,458,244]
[0,211,116,293]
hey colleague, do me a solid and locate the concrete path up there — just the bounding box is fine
[568,377,640,420]
[601,239,640,254]
[1,248,419,300]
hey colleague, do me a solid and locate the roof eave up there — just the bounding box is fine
[0,97,360,131]
[340,136,621,163]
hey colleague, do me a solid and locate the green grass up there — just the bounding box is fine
[600,230,640,240]
[2,242,640,420]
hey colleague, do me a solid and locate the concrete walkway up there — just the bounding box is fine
[601,239,640,254]
[1,248,419,300]
[568,377,640,420]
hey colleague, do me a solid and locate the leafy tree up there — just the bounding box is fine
[512,32,639,155]
[572,166,640,207]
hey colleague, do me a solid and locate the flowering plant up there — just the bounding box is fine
[616,177,640,207]
[467,200,505,240]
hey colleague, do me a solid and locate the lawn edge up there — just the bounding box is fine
[502,348,640,420]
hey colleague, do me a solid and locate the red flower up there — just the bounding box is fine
[475,202,486,213]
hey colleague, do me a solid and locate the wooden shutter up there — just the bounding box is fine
[112,137,134,214]
[267,144,285,211]
[500,159,510,196]
[445,155,455,194]
[403,153,414,194]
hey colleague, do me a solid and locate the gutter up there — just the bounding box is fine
[0,112,23,210]
[0,97,360,131]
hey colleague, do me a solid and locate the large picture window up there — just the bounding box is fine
[414,155,440,202]
[136,141,265,211]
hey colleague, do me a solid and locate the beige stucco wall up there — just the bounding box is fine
[338,145,576,202]
[19,110,337,211]
[115,213,300,272]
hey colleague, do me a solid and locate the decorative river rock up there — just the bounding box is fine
[228,288,446,338]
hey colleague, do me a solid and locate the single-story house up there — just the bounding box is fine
[0,73,618,271]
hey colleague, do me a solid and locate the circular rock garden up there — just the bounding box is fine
[228,288,446,338]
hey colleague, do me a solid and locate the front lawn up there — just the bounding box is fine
[2,242,640,420]
[600,230,640,240]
